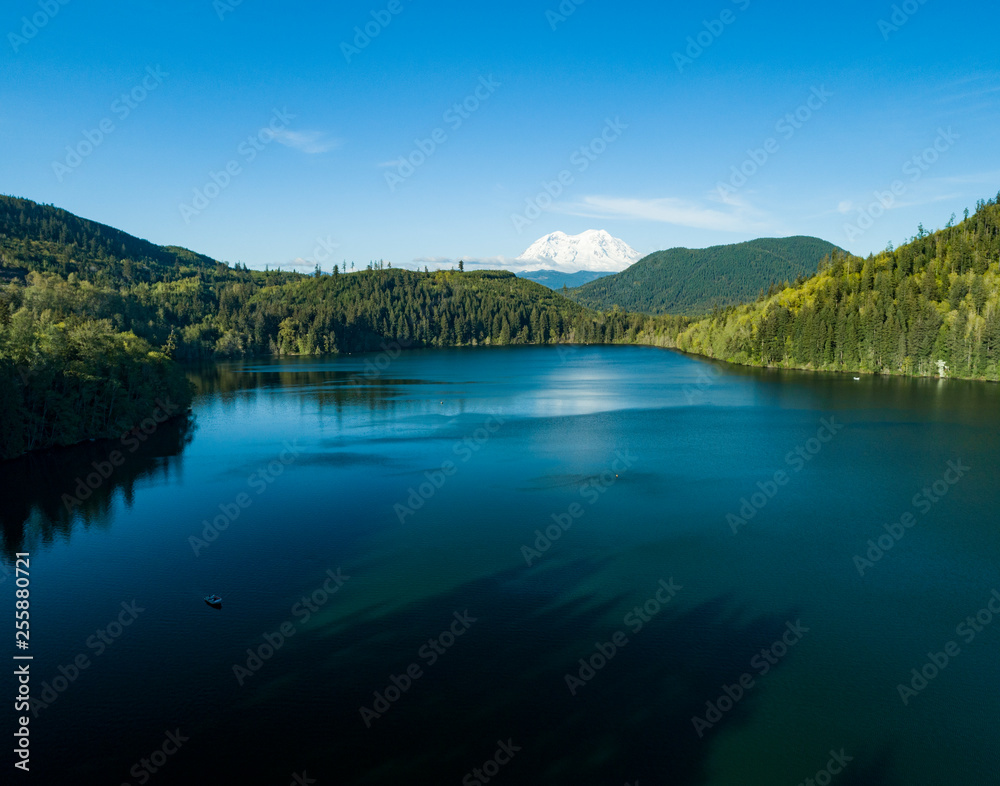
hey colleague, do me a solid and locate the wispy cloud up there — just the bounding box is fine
[412,254,635,275]
[938,170,1000,186]
[554,194,772,233]
[274,257,320,270]
[413,255,520,270]
[271,129,342,154]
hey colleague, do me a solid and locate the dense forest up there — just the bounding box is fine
[568,236,841,316]
[667,198,1000,381]
[3,192,999,460]
[0,196,685,458]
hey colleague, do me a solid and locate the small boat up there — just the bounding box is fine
[853,377,861,381]
[204,594,223,607]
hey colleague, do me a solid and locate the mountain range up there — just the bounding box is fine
[513,229,639,290]
[516,269,611,289]
[4,192,1000,459]
[566,236,843,316]
[515,229,641,272]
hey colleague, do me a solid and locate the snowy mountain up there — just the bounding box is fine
[515,230,641,274]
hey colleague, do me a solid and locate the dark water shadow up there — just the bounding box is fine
[57,558,881,786]
[0,416,194,556]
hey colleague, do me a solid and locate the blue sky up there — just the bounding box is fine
[2,0,998,271]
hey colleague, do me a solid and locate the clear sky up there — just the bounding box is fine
[2,0,998,271]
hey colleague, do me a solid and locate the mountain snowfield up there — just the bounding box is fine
[515,230,641,273]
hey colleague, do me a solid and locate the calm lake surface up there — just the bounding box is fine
[3,345,999,785]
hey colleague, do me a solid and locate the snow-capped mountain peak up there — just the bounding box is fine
[515,230,640,273]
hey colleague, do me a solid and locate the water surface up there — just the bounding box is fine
[3,346,998,785]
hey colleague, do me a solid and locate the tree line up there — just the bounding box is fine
[3,192,999,459]
[665,196,1000,381]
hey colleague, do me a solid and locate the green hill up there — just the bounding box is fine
[665,197,1000,381]
[0,195,220,285]
[0,196,676,458]
[7,191,996,460]
[567,236,842,316]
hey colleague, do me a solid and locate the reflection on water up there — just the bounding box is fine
[0,417,195,556]
[3,346,1000,785]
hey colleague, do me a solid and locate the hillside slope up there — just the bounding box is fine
[669,198,1000,381]
[0,195,218,285]
[568,236,842,316]
[0,196,681,458]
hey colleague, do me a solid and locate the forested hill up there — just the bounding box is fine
[668,197,1000,381]
[0,196,682,458]
[0,195,220,285]
[568,236,842,316]
[6,192,999,460]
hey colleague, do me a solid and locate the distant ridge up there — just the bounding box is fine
[567,236,843,316]
[516,269,612,289]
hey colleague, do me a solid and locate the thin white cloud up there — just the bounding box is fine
[271,129,341,154]
[275,257,319,270]
[939,170,1000,186]
[412,254,634,275]
[890,193,963,210]
[554,194,772,233]
[412,255,521,271]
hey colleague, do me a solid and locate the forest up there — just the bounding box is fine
[567,236,841,316]
[667,197,1000,381]
[3,192,999,459]
[0,196,685,458]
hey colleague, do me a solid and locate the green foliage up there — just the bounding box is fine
[5,191,997,459]
[0,196,693,456]
[663,198,1000,382]
[0,310,192,460]
[567,236,842,316]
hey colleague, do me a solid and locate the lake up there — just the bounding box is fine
[3,345,999,785]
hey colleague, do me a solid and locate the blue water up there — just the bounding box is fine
[3,345,999,784]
